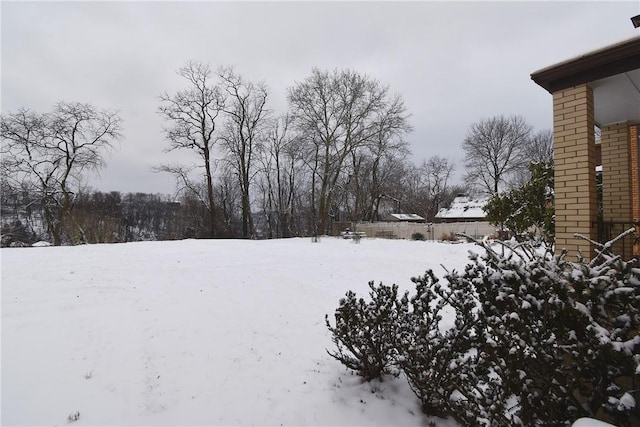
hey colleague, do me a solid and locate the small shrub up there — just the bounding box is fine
[67,411,80,423]
[411,232,425,241]
[325,281,401,381]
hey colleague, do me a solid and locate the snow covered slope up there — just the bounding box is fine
[2,238,474,426]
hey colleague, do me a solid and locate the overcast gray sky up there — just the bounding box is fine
[2,1,639,195]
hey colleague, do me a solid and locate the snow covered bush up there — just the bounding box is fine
[464,231,640,426]
[394,270,480,419]
[462,240,583,424]
[435,265,523,427]
[325,281,401,381]
[326,230,640,426]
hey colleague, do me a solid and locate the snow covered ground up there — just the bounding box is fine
[2,237,476,426]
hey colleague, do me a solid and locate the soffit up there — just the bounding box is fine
[531,36,640,125]
[592,69,640,126]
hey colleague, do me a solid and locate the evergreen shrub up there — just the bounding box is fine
[325,281,401,381]
[326,230,640,426]
[395,270,480,419]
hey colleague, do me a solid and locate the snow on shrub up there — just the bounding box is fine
[326,229,640,426]
[325,281,401,381]
[394,270,481,420]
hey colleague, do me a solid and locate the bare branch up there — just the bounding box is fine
[158,61,226,237]
[1,102,122,245]
[462,115,532,195]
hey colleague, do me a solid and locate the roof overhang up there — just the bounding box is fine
[531,36,640,126]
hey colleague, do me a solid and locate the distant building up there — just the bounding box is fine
[434,196,488,223]
[383,213,426,223]
[355,202,494,240]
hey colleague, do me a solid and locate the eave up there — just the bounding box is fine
[531,36,640,126]
[531,35,640,94]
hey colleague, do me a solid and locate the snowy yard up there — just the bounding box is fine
[2,237,476,426]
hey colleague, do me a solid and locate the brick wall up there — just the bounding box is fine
[601,123,633,255]
[552,84,597,259]
[631,125,639,256]
[632,125,639,222]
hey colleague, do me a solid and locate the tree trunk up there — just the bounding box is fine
[204,147,216,238]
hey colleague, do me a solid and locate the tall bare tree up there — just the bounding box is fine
[257,114,304,238]
[462,115,532,195]
[1,102,122,245]
[288,68,411,234]
[217,67,269,238]
[346,135,410,222]
[158,61,225,238]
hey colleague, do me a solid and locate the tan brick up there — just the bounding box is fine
[601,122,633,255]
[551,84,596,259]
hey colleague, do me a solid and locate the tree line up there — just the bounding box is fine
[1,62,551,246]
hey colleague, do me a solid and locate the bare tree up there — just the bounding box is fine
[345,138,410,222]
[288,68,411,235]
[462,115,532,195]
[1,102,122,245]
[1,157,42,246]
[511,128,554,186]
[343,98,412,223]
[421,156,456,220]
[215,164,242,237]
[525,129,554,165]
[256,114,305,238]
[158,61,225,238]
[155,163,204,203]
[217,67,270,238]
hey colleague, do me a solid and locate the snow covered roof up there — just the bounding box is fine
[435,196,488,220]
[385,213,425,222]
